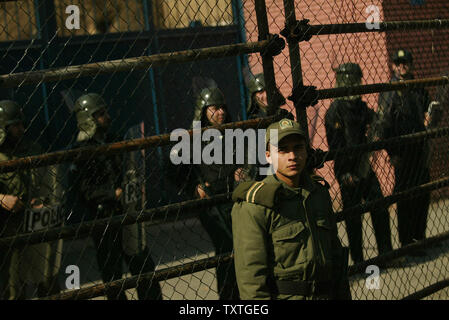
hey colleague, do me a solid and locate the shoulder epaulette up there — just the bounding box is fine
[311,174,330,189]
[232,180,283,208]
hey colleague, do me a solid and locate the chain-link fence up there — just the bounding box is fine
[0,0,449,300]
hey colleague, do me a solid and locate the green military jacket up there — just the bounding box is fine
[231,173,350,300]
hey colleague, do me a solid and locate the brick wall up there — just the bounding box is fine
[242,0,449,207]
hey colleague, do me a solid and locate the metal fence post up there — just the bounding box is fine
[282,0,310,144]
[232,0,249,120]
[254,0,278,113]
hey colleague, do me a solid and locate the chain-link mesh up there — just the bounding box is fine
[0,0,449,300]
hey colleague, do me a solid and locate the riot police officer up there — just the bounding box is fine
[190,87,240,299]
[325,63,393,264]
[70,93,162,299]
[0,100,62,299]
[245,73,290,181]
[246,73,286,119]
[377,50,433,252]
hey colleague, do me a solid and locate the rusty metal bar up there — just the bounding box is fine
[336,176,449,222]
[0,116,277,173]
[348,230,449,276]
[301,19,449,37]
[1,75,449,173]
[325,126,449,162]
[282,0,309,144]
[1,118,448,176]
[317,76,449,100]
[2,170,448,250]
[42,253,234,300]
[401,279,449,300]
[41,227,449,300]
[0,193,231,248]
[0,40,270,88]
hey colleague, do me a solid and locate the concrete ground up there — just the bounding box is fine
[54,197,449,300]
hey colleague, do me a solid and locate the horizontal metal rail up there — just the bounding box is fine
[401,279,449,300]
[302,19,449,37]
[0,116,277,173]
[0,40,270,88]
[317,76,449,101]
[325,126,449,163]
[0,193,231,248]
[42,253,234,300]
[347,230,449,276]
[1,77,449,173]
[2,168,448,251]
[41,228,449,300]
[336,176,449,222]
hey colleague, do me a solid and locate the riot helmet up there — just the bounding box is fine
[392,49,413,65]
[193,87,230,126]
[248,73,265,95]
[246,73,286,117]
[73,93,108,142]
[334,63,363,88]
[0,100,24,146]
[391,49,413,80]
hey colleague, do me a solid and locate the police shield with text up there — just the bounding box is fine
[0,100,62,299]
[70,93,162,299]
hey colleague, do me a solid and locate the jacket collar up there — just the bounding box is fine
[263,172,316,195]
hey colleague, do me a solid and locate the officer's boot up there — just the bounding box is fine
[345,216,364,264]
[36,275,61,298]
[93,229,127,300]
[125,247,162,300]
[216,260,239,300]
[371,207,393,255]
[396,198,413,247]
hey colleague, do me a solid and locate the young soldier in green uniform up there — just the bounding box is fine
[70,93,162,300]
[231,118,351,300]
[0,100,62,299]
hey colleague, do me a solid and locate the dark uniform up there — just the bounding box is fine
[245,73,290,181]
[377,50,431,248]
[0,100,62,299]
[70,93,162,300]
[190,87,240,300]
[246,73,286,120]
[231,119,351,300]
[325,63,393,263]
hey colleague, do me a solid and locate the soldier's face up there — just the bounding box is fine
[206,105,226,125]
[266,134,307,180]
[392,62,412,79]
[7,121,24,141]
[94,108,110,129]
[254,90,268,109]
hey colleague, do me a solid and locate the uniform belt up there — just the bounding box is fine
[274,279,333,296]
